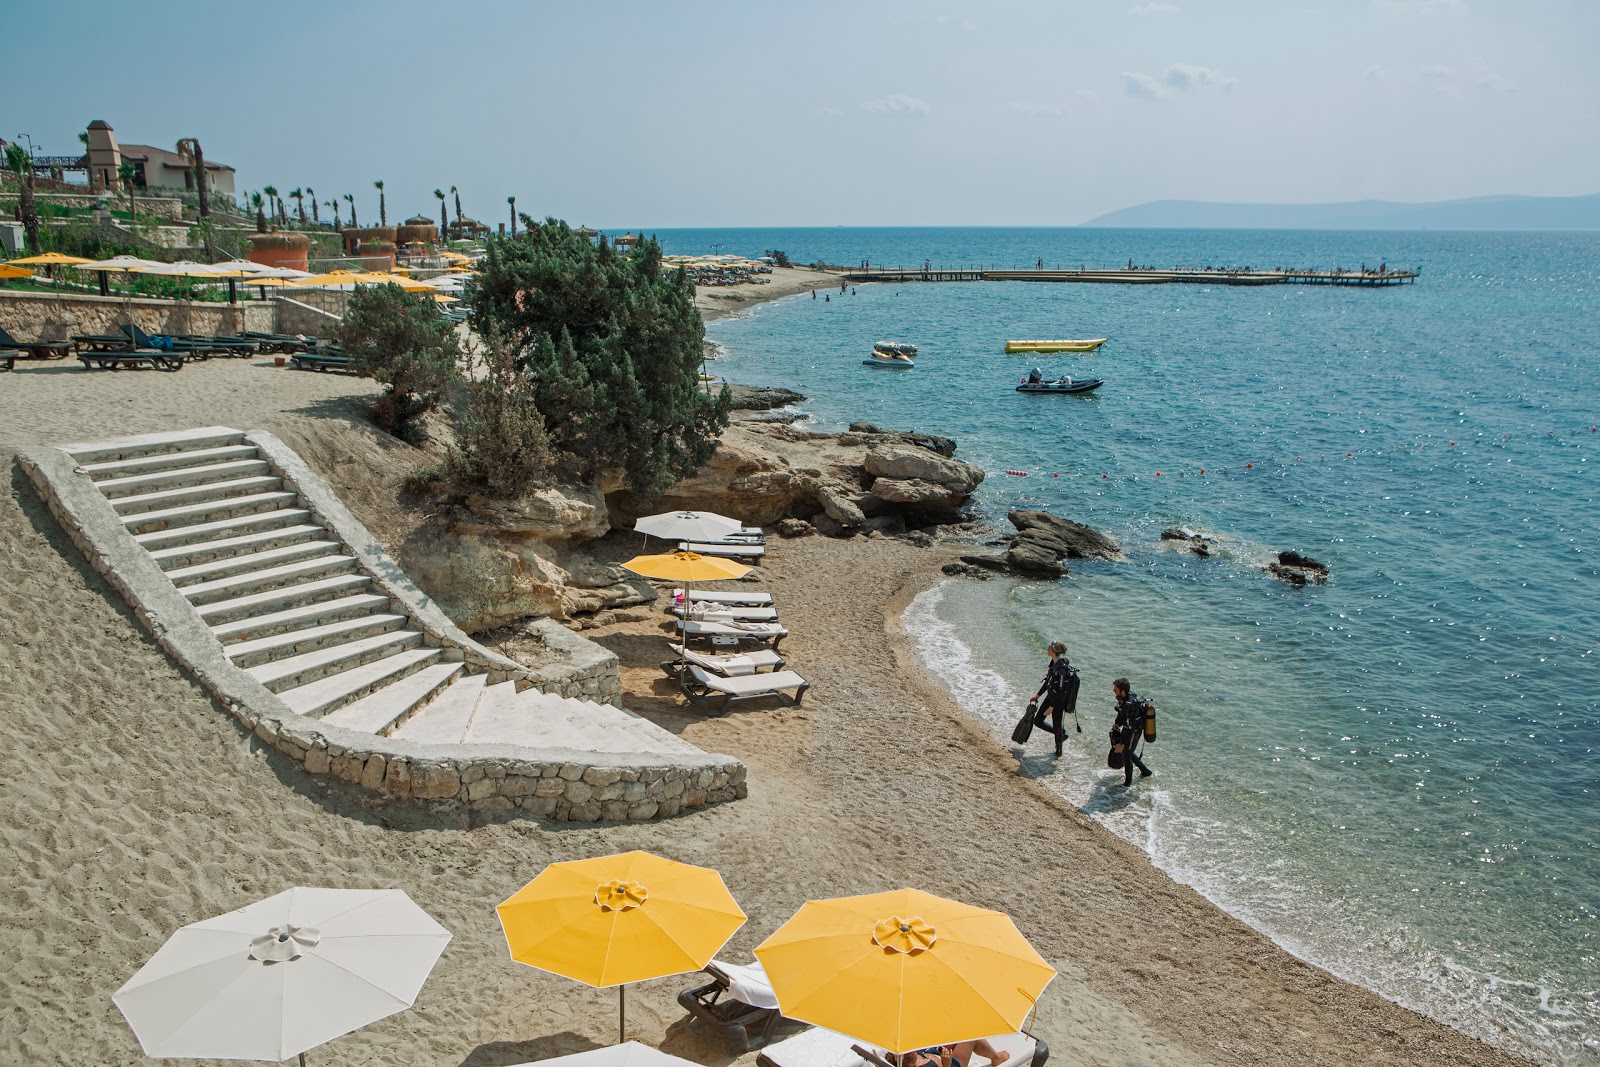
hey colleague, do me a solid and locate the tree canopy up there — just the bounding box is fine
[469,219,729,499]
[338,283,461,441]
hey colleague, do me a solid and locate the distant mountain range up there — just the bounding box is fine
[1081,194,1600,231]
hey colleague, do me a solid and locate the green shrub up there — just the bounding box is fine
[337,283,461,442]
[442,335,554,498]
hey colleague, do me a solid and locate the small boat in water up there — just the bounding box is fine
[874,341,919,357]
[1016,373,1103,394]
[1005,338,1108,353]
[863,348,915,369]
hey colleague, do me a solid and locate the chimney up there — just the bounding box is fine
[85,120,122,192]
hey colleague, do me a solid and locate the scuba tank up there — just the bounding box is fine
[1142,698,1157,742]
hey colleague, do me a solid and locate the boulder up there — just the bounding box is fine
[643,438,814,526]
[775,517,815,538]
[902,530,935,548]
[727,384,806,411]
[1006,541,1067,579]
[1008,510,1121,560]
[1161,527,1219,558]
[864,444,984,494]
[942,561,991,579]
[1266,550,1329,586]
[454,484,611,542]
[959,554,1011,572]
[841,423,958,458]
[817,485,866,528]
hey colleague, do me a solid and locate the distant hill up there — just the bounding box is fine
[1081,194,1600,231]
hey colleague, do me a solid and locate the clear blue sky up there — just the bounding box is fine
[10,0,1598,227]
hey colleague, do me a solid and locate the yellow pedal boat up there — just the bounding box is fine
[1004,338,1108,353]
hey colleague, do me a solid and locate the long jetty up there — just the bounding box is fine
[837,266,1418,287]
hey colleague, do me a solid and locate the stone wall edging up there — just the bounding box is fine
[0,289,273,339]
[18,445,745,822]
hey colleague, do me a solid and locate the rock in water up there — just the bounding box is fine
[1266,550,1329,585]
[1008,510,1122,560]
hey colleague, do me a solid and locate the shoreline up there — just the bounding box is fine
[694,265,842,322]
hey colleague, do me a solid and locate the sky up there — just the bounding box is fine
[9,0,1599,228]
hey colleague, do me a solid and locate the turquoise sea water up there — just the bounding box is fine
[659,228,1600,1064]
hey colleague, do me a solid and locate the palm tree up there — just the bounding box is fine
[262,185,279,228]
[118,162,138,224]
[290,187,306,224]
[325,199,340,231]
[451,185,462,230]
[78,130,96,193]
[507,196,516,237]
[306,186,318,225]
[374,179,386,227]
[175,138,209,219]
[249,191,266,233]
[343,193,357,228]
[433,188,447,243]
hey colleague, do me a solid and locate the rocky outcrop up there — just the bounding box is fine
[1266,550,1329,586]
[1161,527,1220,557]
[952,510,1121,580]
[839,422,958,458]
[727,384,806,411]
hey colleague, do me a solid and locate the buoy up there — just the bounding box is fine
[1053,472,1059,478]
[1246,462,1253,469]
[1155,471,1161,477]
[1199,468,1205,474]
[1006,469,1028,477]
[1102,473,1107,478]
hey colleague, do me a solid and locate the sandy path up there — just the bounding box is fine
[0,349,1525,1064]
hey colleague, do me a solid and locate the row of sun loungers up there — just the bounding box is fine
[677,959,1049,1064]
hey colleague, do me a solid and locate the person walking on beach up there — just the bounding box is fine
[1031,641,1080,757]
[1110,677,1153,784]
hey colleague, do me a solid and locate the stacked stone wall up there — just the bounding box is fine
[0,291,272,340]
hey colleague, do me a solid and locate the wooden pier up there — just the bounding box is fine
[837,266,1418,287]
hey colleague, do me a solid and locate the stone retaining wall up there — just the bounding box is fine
[0,290,272,340]
[17,433,739,821]
[271,296,344,335]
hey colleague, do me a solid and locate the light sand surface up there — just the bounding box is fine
[0,353,1526,1064]
[695,266,842,322]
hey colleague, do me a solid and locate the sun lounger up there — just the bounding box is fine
[290,352,356,373]
[674,589,775,607]
[78,350,183,372]
[242,330,321,353]
[680,539,766,560]
[662,643,786,679]
[682,664,808,713]
[173,333,261,357]
[0,327,73,360]
[1,352,14,372]
[71,333,134,352]
[677,618,788,651]
[678,958,785,1051]
[757,1029,1047,1067]
[672,603,780,623]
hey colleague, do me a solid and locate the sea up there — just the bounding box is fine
[650,226,1600,1065]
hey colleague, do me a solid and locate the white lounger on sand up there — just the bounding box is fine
[678,957,785,1050]
[678,619,788,649]
[683,664,809,712]
[756,1029,1044,1067]
[672,603,780,623]
[674,589,775,607]
[663,643,786,677]
[680,540,766,559]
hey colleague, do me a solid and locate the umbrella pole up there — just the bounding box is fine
[618,983,626,1044]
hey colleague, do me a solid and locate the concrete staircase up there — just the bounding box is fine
[61,427,699,758]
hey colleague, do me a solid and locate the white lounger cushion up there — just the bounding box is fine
[675,589,775,606]
[710,958,780,1010]
[680,540,766,558]
[674,603,779,622]
[679,619,788,638]
[760,1029,1036,1067]
[669,644,785,676]
[689,665,808,697]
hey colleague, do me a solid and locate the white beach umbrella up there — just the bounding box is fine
[635,509,743,544]
[75,255,168,330]
[506,1042,704,1067]
[113,887,451,1065]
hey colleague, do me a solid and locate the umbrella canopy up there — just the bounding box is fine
[506,1042,702,1067]
[246,276,299,288]
[0,263,35,279]
[753,888,1056,1054]
[291,268,365,286]
[621,550,749,585]
[497,850,746,988]
[351,271,435,291]
[114,887,452,1062]
[137,260,239,277]
[76,254,166,273]
[8,251,93,266]
[207,258,280,275]
[635,510,743,544]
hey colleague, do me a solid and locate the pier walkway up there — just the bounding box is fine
[837,266,1418,287]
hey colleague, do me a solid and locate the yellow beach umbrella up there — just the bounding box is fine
[290,268,365,287]
[0,263,35,279]
[754,888,1057,1054]
[432,293,459,303]
[351,271,434,292]
[7,251,93,267]
[621,550,748,585]
[497,850,746,1042]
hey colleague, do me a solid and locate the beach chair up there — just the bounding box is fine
[661,642,786,680]
[118,324,222,359]
[672,603,780,623]
[756,1029,1047,1067]
[172,333,262,357]
[0,326,74,360]
[289,351,356,373]
[1,352,14,372]
[673,589,775,607]
[678,958,786,1051]
[679,539,766,560]
[77,350,183,372]
[71,332,135,352]
[682,664,809,713]
[678,618,788,651]
[242,330,321,353]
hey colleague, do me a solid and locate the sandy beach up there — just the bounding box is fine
[0,341,1526,1063]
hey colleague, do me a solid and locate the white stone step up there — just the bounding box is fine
[166,539,343,586]
[110,475,283,516]
[193,573,373,625]
[224,612,410,668]
[121,490,299,535]
[319,662,464,735]
[278,647,442,719]
[209,593,393,644]
[60,426,246,465]
[148,524,325,570]
[179,554,358,607]
[462,681,538,745]
[247,630,426,693]
[80,443,260,480]
[132,507,313,550]
[95,458,273,499]
[390,673,488,743]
